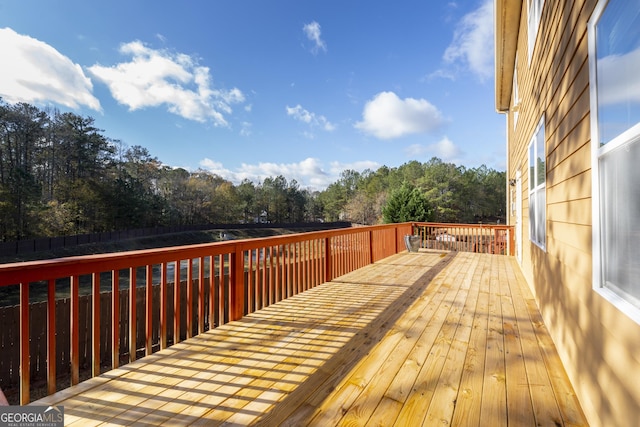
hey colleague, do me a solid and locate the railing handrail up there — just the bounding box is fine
[411,221,511,229]
[0,223,405,287]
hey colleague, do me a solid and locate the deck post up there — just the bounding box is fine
[230,245,245,321]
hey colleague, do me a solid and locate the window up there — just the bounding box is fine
[528,116,545,249]
[528,0,545,61]
[589,0,640,315]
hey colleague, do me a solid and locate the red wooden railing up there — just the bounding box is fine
[411,222,515,256]
[0,223,411,404]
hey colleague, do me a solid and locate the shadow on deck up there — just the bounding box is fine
[33,251,588,426]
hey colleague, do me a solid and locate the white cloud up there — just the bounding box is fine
[328,160,380,176]
[286,104,336,131]
[430,136,463,160]
[201,157,326,190]
[88,41,244,126]
[199,158,235,178]
[354,91,445,139]
[199,157,378,191]
[240,121,252,137]
[0,27,101,110]
[303,21,327,54]
[405,144,429,157]
[424,68,456,82]
[404,136,463,162]
[437,0,494,81]
[597,47,640,106]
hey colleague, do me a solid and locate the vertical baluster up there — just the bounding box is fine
[92,272,101,376]
[220,254,233,322]
[198,257,205,334]
[261,248,267,309]
[312,240,318,287]
[208,255,215,327]
[186,260,193,339]
[245,250,252,313]
[47,279,56,395]
[128,269,136,363]
[275,245,281,302]
[112,271,120,368]
[160,263,167,349]
[282,244,287,299]
[19,282,30,404]
[339,236,343,277]
[325,237,333,283]
[269,247,275,304]
[216,254,223,325]
[174,261,181,345]
[71,275,80,382]
[296,242,301,294]
[145,265,153,356]
[347,235,353,273]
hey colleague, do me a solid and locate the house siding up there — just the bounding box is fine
[503,0,640,425]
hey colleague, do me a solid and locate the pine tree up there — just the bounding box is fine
[382,181,432,223]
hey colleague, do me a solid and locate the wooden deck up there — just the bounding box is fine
[33,251,587,426]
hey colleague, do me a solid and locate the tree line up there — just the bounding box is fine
[0,99,505,241]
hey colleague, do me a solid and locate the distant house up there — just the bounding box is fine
[254,210,269,224]
[495,1,640,426]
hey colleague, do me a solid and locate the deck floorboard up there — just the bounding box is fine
[33,251,588,426]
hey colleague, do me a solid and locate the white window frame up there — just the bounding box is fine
[527,0,545,63]
[528,116,546,250]
[588,0,640,324]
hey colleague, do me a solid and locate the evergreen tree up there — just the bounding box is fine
[382,182,432,223]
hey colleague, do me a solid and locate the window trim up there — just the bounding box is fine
[528,116,546,250]
[588,0,640,324]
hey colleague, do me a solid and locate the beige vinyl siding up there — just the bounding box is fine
[546,197,591,225]
[504,0,640,425]
[547,116,591,178]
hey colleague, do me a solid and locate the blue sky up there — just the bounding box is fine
[0,0,503,190]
